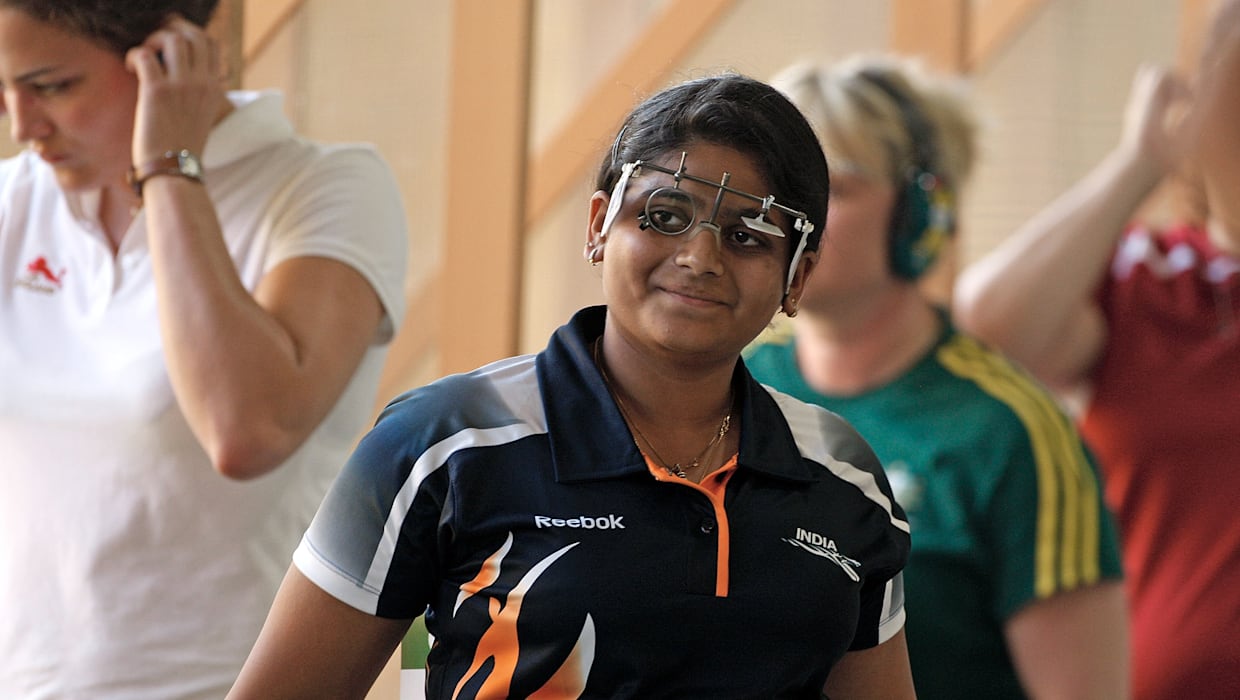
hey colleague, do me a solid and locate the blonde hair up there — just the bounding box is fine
[771,55,978,192]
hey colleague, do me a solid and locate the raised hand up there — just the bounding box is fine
[1117,64,1194,182]
[124,14,229,167]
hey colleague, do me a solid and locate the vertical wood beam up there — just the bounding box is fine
[439,0,533,375]
[525,0,737,229]
[208,0,243,89]
[890,0,968,73]
[967,0,1050,70]
[242,0,306,64]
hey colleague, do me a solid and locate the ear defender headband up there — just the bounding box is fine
[856,70,957,280]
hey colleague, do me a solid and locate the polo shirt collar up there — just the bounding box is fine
[202,91,297,169]
[59,91,293,227]
[539,306,816,484]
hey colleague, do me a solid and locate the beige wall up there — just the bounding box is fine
[519,0,1181,353]
[0,0,1187,391]
[964,0,1179,263]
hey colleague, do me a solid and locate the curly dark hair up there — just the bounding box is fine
[0,0,220,55]
[596,73,829,259]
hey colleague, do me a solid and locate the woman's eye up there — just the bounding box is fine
[642,188,696,234]
[729,229,768,249]
[34,79,75,96]
[641,205,692,234]
[655,207,690,228]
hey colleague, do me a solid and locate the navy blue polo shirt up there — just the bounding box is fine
[296,306,910,699]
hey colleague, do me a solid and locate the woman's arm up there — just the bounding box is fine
[228,566,412,700]
[822,628,916,700]
[953,65,1191,391]
[1005,580,1128,699]
[127,18,400,478]
[144,211,386,479]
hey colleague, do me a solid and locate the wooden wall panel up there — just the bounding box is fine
[243,0,305,63]
[207,0,243,89]
[438,0,534,374]
[525,0,737,228]
[969,0,1051,69]
[890,0,968,72]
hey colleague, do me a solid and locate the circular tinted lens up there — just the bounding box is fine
[643,187,696,235]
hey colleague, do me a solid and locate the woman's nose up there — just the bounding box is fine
[673,222,725,276]
[7,92,52,144]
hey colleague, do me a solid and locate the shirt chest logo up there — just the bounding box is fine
[783,527,861,581]
[16,255,67,294]
[534,513,625,530]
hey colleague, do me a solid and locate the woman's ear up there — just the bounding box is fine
[584,190,610,264]
[782,249,819,316]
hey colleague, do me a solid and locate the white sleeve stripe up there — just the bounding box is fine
[362,422,547,595]
[822,455,911,535]
[877,606,907,645]
[294,537,383,614]
[876,576,907,645]
[764,387,910,534]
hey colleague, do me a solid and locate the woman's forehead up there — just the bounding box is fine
[643,145,774,196]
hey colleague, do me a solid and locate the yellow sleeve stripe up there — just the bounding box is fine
[938,335,1102,598]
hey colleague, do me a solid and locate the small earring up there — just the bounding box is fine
[786,298,799,317]
[587,245,603,266]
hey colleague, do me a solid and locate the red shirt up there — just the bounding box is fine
[1083,224,1240,699]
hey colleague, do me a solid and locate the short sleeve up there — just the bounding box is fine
[984,417,1122,621]
[263,145,409,342]
[294,392,445,618]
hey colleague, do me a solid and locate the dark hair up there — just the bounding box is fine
[596,73,829,257]
[0,0,220,55]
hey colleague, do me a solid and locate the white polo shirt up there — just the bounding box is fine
[0,91,408,699]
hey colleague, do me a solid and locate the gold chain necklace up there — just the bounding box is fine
[593,338,733,479]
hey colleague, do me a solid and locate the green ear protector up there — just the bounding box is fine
[856,70,957,280]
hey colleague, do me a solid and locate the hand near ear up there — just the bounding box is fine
[125,15,230,167]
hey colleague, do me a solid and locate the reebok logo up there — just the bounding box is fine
[534,514,625,530]
[783,527,861,582]
[16,255,67,295]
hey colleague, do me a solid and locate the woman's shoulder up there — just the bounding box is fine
[933,329,1077,441]
[0,152,59,222]
[0,150,43,188]
[755,381,883,475]
[212,91,398,190]
[366,354,545,450]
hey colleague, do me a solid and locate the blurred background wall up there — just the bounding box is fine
[212,0,1204,416]
[0,0,1203,397]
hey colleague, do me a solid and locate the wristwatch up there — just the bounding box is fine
[127,149,204,196]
